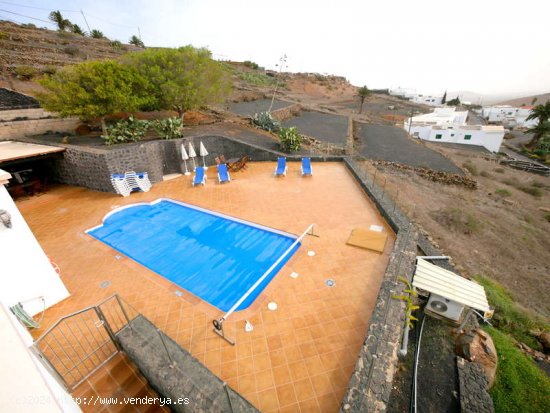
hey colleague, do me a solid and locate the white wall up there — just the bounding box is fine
[408,125,504,152]
[0,304,81,412]
[0,183,70,315]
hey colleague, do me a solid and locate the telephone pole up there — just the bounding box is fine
[80,10,91,33]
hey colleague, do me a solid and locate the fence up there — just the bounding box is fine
[32,295,138,390]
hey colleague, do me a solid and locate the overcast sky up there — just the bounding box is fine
[2,0,549,98]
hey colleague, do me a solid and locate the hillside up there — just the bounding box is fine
[0,20,141,93]
[498,92,550,106]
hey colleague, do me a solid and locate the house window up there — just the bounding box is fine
[464,134,472,140]
[435,134,442,139]
[451,133,455,137]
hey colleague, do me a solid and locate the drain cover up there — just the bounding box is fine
[100,280,111,288]
[325,279,336,287]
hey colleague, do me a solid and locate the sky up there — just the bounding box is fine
[2,0,550,99]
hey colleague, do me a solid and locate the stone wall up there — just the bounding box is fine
[24,134,319,193]
[0,116,80,140]
[270,103,301,121]
[340,158,419,412]
[0,108,53,121]
[457,358,495,413]
[118,315,259,413]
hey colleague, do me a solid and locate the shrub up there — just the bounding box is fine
[531,181,548,189]
[278,127,302,152]
[152,117,183,140]
[495,188,511,197]
[243,60,259,70]
[37,60,155,120]
[485,326,550,413]
[110,40,123,50]
[519,186,543,198]
[14,65,39,80]
[90,29,104,39]
[237,71,279,87]
[41,65,58,75]
[430,208,483,235]
[102,116,150,145]
[479,170,492,178]
[545,213,550,222]
[251,111,280,132]
[63,45,80,56]
[462,160,478,176]
[494,167,505,173]
[121,46,232,116]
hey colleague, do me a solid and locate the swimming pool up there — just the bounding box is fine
[87,199,300,312]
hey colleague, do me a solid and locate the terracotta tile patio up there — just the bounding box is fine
[19,162,395,413]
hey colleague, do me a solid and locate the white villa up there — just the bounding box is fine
[404,107,505,153]
[481,105,538,128]
[389,87,443,106]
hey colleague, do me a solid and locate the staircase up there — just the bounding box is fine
[72,352,170,413]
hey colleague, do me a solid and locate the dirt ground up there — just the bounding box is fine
[367,145,550,318]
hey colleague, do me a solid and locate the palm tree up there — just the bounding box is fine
[129,35,144,48]
[70,24,85,36]
[49,10,69,31]
[90,29,104,39]
[525,102,550,148]
[357,86,371,114]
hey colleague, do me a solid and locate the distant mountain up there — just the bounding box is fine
[497,92,550,106]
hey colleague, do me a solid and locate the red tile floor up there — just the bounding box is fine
[21,162,395,413]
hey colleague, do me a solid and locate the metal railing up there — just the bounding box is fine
[32,295,138,391]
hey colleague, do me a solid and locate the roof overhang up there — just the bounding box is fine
[0,141,65,164]
[413,258,491,313]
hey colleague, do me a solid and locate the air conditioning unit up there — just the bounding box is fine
[426,293,465,322]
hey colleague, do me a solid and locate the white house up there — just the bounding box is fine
[410,94,443,106]
[0,169,78,412]
[406,107,469,127]
[389,88,444,106]
[405,108,505,152]
[482,105,538,128]
[389,87,417,99]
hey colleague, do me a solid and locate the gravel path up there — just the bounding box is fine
[228,99,290,117]
[282,111,348,145]
[356,123,463,174]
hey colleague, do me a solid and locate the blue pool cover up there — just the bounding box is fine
[88,199,300,312]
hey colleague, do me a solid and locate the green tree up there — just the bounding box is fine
[442,90,447,104]
[525,102,550,149]
[36,60,155,129]
[129,35,144,47]
[70,24,85,36]
[357,85,371,114]
[90,29,104,39]
[48,10,70,31]
[121,46,232,119]
[447,96,461,106]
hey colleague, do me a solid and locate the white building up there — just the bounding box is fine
[410,94,443,106]
[481,105,538,128]
[389,87,443,106]
[406,107,469,126]
[0,169,78,412]
[389,87,417,99]
[405,108,505,152]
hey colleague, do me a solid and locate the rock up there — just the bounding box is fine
[536,332,550,354]
[538,207,550,213]
[456,328,498,388]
